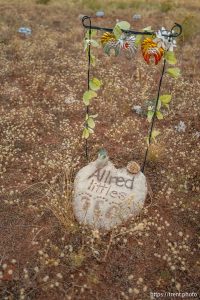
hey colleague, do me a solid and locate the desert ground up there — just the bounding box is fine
[0,0,199,299]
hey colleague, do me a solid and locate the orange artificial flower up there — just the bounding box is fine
[141,38,164,65]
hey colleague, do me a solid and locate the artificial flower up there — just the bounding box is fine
[101,32,119,55]
[101,32,137,58]
[141,38,164,65]
[153,27,176,51]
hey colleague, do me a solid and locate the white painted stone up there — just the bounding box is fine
[73,157,147,230]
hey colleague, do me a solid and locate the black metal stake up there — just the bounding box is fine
[141,59,166,173]
[85,17,92,160]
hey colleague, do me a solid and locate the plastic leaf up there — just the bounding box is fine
[84,39,99,49]
[147,110,154,122]
[113,46,120,56]
[104,43,120,56]
[165,51,177,65]
[90,114,98,118]
[103,44,111,55]
[159,94,172,106]
[83,90,97,105]
[143,26,152,32]
[82,128,90,139]
[157,99,162,111]
[90,54,96,67]
[145,136,150,146]
[135,34,142,46]
[113,24,122,39]
[87,117,95,129]
[83,40,88,52]
[88,127,94,133]
[90,39,99,47]
[89,77,102,91]
[167,67,181,78]
[156,111,164,120]
[117,21,131,30]
[85,29,97,38]
[151,130,160,142]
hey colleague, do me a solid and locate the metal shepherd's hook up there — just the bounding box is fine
[81,16,182,167]
[83,16,92,160]
[141,23,182,173]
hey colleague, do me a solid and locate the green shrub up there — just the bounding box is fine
[181,15,200,42]
[36,0,51,4]
[80,0,102,10]
[160,0,173,13]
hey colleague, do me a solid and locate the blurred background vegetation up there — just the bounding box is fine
[3,0,198,43]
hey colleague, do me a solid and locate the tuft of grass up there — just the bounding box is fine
[70,249,86,268]
[45,167,77,233]
[36,0,51,4]
[79,0,102,11]
[181,15,200,42]
[147,143,165,162]
[160,0,173,13]
[87,272,100,285]
[77,0,158,11]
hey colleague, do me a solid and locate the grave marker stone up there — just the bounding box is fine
[73,154,147,230]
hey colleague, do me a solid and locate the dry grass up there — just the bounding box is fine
[44,167,76,232]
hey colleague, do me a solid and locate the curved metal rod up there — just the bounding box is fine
[82,15,182,38]
[170,22,182,37]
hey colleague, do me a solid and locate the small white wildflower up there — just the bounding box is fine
[69,245,73,252]
[65,97,76,104]
[143,285,148,292]
[132,105,142,115]
[56,273,63,279]
[11,259,17,264]
[133,288,140,294]
[128,274,134,280]
[193,131,200,138]
[128,288,133,294]
[176,282,181,291]
[43,275,49,282]
[138,277,143,283]
[92,230,100,239]
[2,264,7,270]
[175,121,186,133]
[133,222,145,231]
[34,267,39,273]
